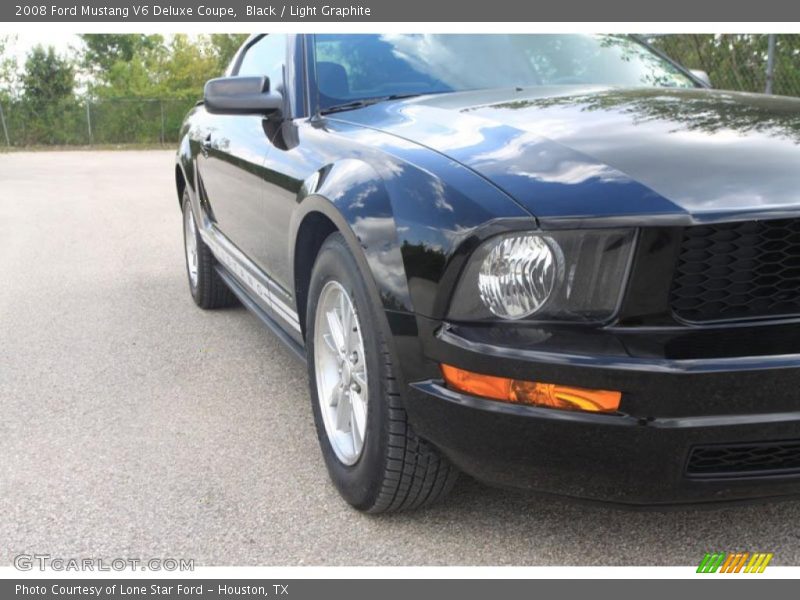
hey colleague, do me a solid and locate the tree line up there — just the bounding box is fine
[0,34,247,146]
[0,34,798,146]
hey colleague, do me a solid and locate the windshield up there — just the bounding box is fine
[313,34,696,110]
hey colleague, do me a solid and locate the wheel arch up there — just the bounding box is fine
[175,129,196,209]
[175,163,187,207]
[290,159,415,340]
[293,210,339,340]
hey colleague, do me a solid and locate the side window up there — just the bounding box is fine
[236,34,287,92]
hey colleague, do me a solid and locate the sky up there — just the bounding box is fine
[5,33,83,65]
[3,32,200,66]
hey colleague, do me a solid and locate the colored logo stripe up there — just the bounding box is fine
[745,553,773,573]
[720,553,748,573]
[697,553,726,573]
[697,552,773,573]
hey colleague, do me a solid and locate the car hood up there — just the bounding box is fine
[336,86,800,226]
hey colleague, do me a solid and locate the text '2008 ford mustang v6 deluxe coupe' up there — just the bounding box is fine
[176,33,800,512]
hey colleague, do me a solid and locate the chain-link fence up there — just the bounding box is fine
[0,97,196,147]
[645,34,800,97]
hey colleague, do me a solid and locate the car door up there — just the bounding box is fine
[245,35,312,336]
[196,34,288,272]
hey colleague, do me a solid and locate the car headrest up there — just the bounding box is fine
[317,62,350,98]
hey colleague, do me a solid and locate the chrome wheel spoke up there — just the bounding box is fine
[328,381,341,408]
[350,390,367,446]
[322,332,338,355]
[326,308,346,357]
[184,207,199,287]
[350,410,363,451]
[341,295,353,352]
[335,389,351,430]
[352,367,367,390]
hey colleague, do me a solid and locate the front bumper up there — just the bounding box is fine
[401,318,800,506]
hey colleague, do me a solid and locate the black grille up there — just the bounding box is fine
[687,440,800,478]
[670,219,800,323]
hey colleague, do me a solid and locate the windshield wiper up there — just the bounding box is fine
[320,93,423,115]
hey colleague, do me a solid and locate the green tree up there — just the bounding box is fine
[0,35,18,101]
[207,34,248,72]
[79,34,230,144]
[79,34,164,74]
[84,34,230,100]
[19,45,81,144]
[158,34,220,98]
[22,45,74,110]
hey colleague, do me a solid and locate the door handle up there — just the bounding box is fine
[201,134,212,157]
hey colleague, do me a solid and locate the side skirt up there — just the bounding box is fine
[215,265,307,364]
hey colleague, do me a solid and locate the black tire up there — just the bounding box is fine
[306,232,458,513]
[181,191,237,310]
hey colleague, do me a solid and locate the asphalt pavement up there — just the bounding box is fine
[2,150,800,566]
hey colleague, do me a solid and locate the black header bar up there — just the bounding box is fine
[3,0,800,22]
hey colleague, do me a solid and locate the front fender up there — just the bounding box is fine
[175,137,194,201]
[292,144,537,322]
[291,158,412,314]
[290,150,536,391]
[175,104,207,205]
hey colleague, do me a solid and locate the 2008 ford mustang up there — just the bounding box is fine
[176,34,800,511]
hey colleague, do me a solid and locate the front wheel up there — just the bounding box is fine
[306,233,458,513]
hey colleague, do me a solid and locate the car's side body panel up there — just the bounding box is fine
[197,113,276,271]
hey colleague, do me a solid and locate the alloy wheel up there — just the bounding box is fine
[313,280,369,465]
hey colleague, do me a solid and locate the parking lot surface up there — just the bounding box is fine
[2,150,800,566]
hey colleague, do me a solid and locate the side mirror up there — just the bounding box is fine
[690,69,712,88]
[204,76,283,115]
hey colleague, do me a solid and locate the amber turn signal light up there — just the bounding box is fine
[440,364,621,413]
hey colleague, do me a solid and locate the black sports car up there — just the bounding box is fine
[176,33,800,511]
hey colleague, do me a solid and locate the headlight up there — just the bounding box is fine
[449,229,636,322]
[478,234,561,319]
